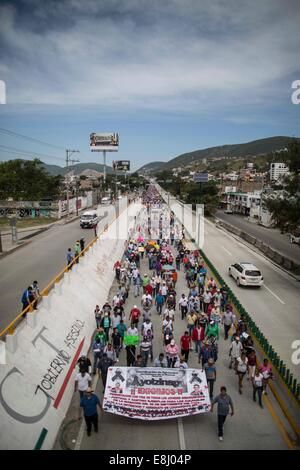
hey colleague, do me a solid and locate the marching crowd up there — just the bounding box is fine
[75,185,273,440]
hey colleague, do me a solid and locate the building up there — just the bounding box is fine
[221,191,261,217]
[259,189,287,227]
[270,162,289,181]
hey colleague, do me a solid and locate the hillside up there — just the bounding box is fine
[157,136,299,172]
[41,162,114,176]
[136,161,165,174]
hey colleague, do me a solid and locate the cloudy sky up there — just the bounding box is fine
[0,0,299,169]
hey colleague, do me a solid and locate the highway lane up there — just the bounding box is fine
[203,218,300,382]
[158,188,300,382]
[0,202,125,331]
[215,210,300,264]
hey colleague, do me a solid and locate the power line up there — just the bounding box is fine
[0,144,65,163]
[0,127,66,151]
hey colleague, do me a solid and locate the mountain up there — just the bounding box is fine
[41,162,114,176]
[155,136,300,172]
[136,161,165,174]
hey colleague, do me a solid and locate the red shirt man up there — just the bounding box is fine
[180,331,191,362]
[129,306,141,325]
[145,284,153,296]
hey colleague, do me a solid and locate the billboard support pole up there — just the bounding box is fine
[103,150,107,183]
[115,166,118,199]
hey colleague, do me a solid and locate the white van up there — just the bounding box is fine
[101,197,111,205]
[80,210,98,228]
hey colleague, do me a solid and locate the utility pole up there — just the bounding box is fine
[103,150,107,183]
[65,149,80,218]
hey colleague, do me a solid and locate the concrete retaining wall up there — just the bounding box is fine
[215,219,299,273]
[0,202,141,450]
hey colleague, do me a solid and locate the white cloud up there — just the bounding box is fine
[0,0,299,112]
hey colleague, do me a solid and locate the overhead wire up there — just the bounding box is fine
[0,127,65,151]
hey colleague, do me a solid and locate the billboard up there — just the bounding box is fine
[193,172,208,183]
[103,367,211,420]
[90,132,119,151]
[113,160,130,171]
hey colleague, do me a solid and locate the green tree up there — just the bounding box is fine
[265,141,300,233]
[0,159,62,200]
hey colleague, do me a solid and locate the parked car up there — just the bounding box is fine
[101,196,111,205]
[224,208,233,214]
[290,234,300,245]
[80,210,98,228]
[228,262,264,287]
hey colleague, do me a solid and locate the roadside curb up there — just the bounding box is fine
[0,214,86,258]
[0,239,31,258]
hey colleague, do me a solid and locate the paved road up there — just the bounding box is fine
[0,202,125,332]
[55,204,291,450]
[159,188,300,383]
[215,211,300,264]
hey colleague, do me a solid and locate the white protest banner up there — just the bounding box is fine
[103,367,211,420]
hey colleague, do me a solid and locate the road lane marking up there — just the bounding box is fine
[177,418,186,450]
[263,284,285,305]
[221,246,232,256]
[264,396,295,450]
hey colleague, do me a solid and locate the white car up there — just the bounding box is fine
[101,197,111,205]
[224,208,233,214]
[290,234,300,245]
[228,262,264,287]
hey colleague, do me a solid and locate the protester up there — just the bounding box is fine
[154,353,168,367]
[97,353,114,391]
[259,358,273,395]
[180,331,191,362]
[252,367,264,408]
[229,336,243,371]
[236,352,248,394]
[74,368,92,402]
[205,358,217,399]
[211,386,234,441]
[165,339,180,367]
[80,387,102,436]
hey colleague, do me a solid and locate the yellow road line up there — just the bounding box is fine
[264,395,295,450]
